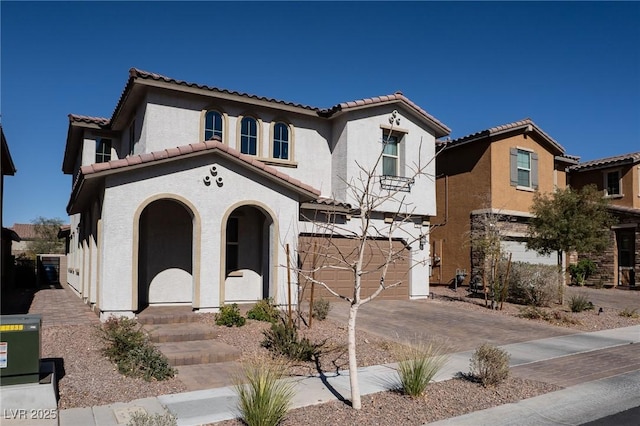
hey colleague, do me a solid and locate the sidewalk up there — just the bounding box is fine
[58,324,640,426]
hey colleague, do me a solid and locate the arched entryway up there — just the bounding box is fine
[137,198,194,311]
[223,205,275,303]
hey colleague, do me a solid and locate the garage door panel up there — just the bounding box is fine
[299,236,409,302]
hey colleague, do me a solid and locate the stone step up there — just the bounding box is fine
[176,361,242,390]
[144,322,217,343]
[137,306,200,325]
[156,340,241,366]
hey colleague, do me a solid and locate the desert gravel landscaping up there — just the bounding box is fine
[37,284,639,423]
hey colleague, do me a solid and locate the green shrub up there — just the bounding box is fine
[469,343,510,387]
[262,319,321,361]
[312,298,331,321]
[619,307,639,318]
[247,298,280,323]
[507,262,561,307]
[568,294,594,313]
[568,259,597,286]
[394,340,449,397]
[99,316,175,381]
[127,411,177,426]
[216,303,246,327]
[235,357,294,426]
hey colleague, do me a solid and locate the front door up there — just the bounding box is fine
[617,230,636,286]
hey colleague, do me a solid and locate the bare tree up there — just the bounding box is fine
[295,111,440,409]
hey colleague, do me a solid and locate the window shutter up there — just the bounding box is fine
[510,148,518,186]
[531,152,539,189]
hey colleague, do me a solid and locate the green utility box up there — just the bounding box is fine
[0,314,42,386]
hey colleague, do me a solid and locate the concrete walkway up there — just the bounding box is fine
[58,324,640,426]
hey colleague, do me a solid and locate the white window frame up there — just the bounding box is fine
[516,149,532,188]
[95,138,112,163]
[382,134,400,177]
[603,169,622,198]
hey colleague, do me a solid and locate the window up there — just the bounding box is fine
[382,134,399,176]
[226,217,239,275]
[273,122,289,160]
[95,138,111,163]
[128,120,136,155]
[240,117,258,155]
[510,148,538,189]
[605,171,621,196]
[517,150,531,187]
[205,110,223,141]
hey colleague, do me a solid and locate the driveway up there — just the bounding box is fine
[328,297,575,352]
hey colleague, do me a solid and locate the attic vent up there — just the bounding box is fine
[380,175,415,192]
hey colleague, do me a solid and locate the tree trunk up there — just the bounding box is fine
[558,250,565,305]
[347,302,361,409]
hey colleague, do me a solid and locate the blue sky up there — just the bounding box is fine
[1,1,639,226]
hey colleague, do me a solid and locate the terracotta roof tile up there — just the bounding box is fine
[78,140,321,197]
[68,114,110,127]
[441,118,566,155]
[9,223,38,240]
[109,68,449,137]
[569,152,640,172]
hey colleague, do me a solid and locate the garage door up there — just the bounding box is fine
[298,235,410,302]
[501,240,557,265]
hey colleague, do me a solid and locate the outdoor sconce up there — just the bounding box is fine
[419,235,426,250]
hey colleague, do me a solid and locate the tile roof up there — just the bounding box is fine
[68,114,110,127]
[78,138,321,198]
[10,223,38,240]
[569,152,640,172]
[110,68,449,136]
[323,91,451,136]
[439,118,566,155]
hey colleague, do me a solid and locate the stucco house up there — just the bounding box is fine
[430,119,579,286]
[1,126,19,293]
[62,68,450,320]
[568,152,640,287]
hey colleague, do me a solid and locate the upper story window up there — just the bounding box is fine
[96,138,112,163]
[240,117,258,155]
[382,135,399,176]
[205,110,223,141]
[273,122,289,160]
[510,147,538,189]
[604,170,621,196]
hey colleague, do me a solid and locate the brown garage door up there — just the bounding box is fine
[298,235,410,302]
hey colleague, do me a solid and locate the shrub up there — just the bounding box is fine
[312,298,331,321]
[619,307,639,318]
[247,298,280,323]
[568,259,597,286]
[517,306,551,321]
[235,356,294,426]
[507,262,561,307]
[127,411,177,426]
[469,343,510,387]
[394,339,449,397]
[216,303,246,327]
[99,316,175,381]
[262,318,321,361]
[568,294,594,313]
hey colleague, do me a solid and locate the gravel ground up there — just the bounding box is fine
[46,285,639,422]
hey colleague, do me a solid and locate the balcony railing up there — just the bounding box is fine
[380,175,415,192]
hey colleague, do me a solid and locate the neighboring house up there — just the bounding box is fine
[9,223,38,256]
[62,68,450,320]
[430,119,579,285]
[568,152,640,287]
[1,125,19,291]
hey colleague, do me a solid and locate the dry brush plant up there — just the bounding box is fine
[394,338,450,397]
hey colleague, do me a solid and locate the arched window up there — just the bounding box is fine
[273,122,289,160]
[240,117,258,155]
[205,110,223,141]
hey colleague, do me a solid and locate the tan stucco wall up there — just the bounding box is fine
[569,164,639,209]
[431,140,492,284]
[490,134,560,211]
